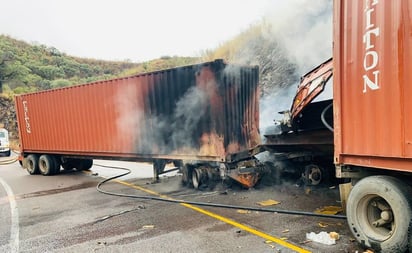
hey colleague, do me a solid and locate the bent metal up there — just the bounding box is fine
[363,0,380,93]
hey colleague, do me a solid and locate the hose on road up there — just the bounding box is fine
[95,164,347,220]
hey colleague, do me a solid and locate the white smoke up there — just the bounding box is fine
[265,0,333,73]
[114,79,213,155]
[257,0,333,134]
[170,84,210,150]
[260,84,296,136]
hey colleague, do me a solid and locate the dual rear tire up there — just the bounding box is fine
[38,155,60,175]
[26,154,60,175]
[24,155,92,175]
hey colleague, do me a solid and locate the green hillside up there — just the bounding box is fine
[0,35,198,95]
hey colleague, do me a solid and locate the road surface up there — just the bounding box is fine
[0,154,364,252]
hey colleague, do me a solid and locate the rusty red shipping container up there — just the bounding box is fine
[333,0,412,172]
[15,59,260,162]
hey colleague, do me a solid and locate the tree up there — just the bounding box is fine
[0,50,14,93]
[0,50,31,93]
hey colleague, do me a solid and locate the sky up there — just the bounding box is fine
[0,0,273,62]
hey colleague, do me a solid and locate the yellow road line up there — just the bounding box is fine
[114,179,311,253]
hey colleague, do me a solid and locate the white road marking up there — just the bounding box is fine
[0,177,19,253]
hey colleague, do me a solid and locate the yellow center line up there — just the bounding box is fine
[113,179,311,253]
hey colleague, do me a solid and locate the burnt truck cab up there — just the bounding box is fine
[262,58,334,186]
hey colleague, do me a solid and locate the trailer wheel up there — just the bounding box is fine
[77,159,93,171]
[26,154,40,175]
[347,176,412,252]
[52,156,61,174]
[181,165,193,186]
[62,161,74,171]
[303,164,323,186]
[192,168,208,190]
[192,168,202,189]
[39,155,57,176]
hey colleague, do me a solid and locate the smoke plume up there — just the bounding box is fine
[231,0,333,135]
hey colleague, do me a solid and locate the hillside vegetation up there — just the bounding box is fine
[0,35,198,96]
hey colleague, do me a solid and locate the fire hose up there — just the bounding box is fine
[95,164,347,220]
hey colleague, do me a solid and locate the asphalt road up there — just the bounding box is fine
[0,155,364,253]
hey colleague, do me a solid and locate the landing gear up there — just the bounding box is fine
[153,159,166,182]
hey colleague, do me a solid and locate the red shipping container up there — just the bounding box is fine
[333,0,412,172]
[15,60,260,163]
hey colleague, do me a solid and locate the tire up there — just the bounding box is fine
[303,164,323,186]
[76,159,93,171]
[192,168,201,189]
[181,165,193,186]
[5,150,10,157]
[26,154,40,175]
[38,155,56,176]
[52,156,61,174]
[62,161,74,171]
[192,167,208,190]
[347,176,412,252]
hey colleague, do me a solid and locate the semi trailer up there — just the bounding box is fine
[15,59,265,188]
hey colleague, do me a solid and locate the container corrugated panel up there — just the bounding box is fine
[333,0,412,172]
[15,59,260,162]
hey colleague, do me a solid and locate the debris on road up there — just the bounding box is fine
[256,199,280,206]
[318,222,328,228]
[236,209,251,214]
[306,231,337,245]
[329,231,340,240]
[142,225,155,229]
[314,205,343,215]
